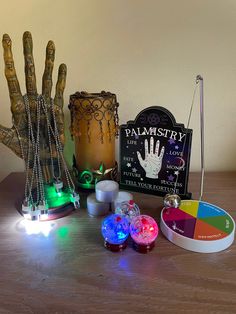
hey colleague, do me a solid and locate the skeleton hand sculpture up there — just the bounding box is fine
[0,32,66,183]
[137,137,165,179]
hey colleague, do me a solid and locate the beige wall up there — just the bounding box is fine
[0,0,236,181]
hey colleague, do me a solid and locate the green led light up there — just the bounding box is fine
[44,184,71,208]
[57,226,69,238]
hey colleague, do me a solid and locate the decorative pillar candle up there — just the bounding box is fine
[69,91,119,189]
[95,180,119,203]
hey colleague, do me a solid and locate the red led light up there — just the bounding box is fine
[116,216,122,222]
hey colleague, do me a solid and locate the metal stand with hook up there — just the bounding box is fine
[161,75,235,253]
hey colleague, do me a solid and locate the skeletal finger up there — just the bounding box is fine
[2,34,22,107]
[54,64,67,108]
[0,124,13,145]
[42,40,55,101]
[0,125,23,158]
[23,31,37,96]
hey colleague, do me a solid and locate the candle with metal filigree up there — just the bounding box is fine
[69,91,119,188]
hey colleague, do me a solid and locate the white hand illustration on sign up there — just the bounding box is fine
[137,137,165,179]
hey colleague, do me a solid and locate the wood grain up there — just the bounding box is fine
[0,172,235,314]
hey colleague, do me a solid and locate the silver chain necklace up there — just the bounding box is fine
[39,96,75,191]
[16,94,79,220]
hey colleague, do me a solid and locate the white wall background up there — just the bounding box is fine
[0,0,236,181]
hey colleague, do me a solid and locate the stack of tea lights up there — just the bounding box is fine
[86,180,133,217]
[86,180,159,253]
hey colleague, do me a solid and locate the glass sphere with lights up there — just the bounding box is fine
[115,200,140,223]
[130,215,159,253]
[101,214,130,252]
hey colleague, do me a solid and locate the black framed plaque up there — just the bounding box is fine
[119,106,192,198]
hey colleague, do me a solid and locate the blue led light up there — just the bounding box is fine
[101,214,130,245]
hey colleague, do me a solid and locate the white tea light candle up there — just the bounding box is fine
[95,180,119,202]
[87,193,110,217]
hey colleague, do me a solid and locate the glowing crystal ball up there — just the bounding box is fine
[101,214,130,245]
[129,215,159,245]
[115,200,140,223]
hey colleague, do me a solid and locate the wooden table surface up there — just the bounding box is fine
[0,172,236,314]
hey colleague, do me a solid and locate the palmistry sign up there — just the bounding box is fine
[119,106,192,198]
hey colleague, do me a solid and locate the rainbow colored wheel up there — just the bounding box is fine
[161,200,235,253]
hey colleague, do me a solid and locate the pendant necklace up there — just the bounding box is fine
[16,94,80,221]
